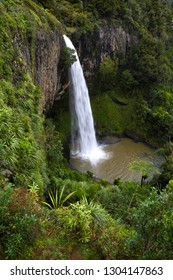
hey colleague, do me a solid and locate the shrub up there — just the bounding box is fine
[96,181,150,224]
[96,219,131,259]
[58,196,130,259]
[98,56,118,90]
[129,186,173,259]
[59,202,92,243]
[121,69,138,89]
[0,185,42,259]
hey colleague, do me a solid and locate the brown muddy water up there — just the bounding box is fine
[70,137,160,183]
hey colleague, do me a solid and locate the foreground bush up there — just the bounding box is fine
[0,185,42,259]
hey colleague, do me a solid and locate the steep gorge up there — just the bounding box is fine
[1,0,173,261]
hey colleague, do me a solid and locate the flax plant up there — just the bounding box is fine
[43,185,76,209]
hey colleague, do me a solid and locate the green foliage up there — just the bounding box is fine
[96,219,131,259]
[62,201,92,243]
[122,87,173,146]
[92,92,135,135]
[0,78,47,190]
[61,195,131,259]
[121,69,138,89]
[43,186,76,209]
[84,0,126,18]
[155,141,173,188]
[28,182,40,198]
[0,185,41,259]
[98,56,118,90]
[60,195,129,258]
[130,160,160,187]
[129,186,173,259]
[37,0,97,34]
[44,176,104,207]
[0,1,53,191]
[80,196,111,227]
[44,119,64,176]
[96,181,150,224]
[59,45,77,73]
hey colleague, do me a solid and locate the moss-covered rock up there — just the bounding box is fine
[91,90,136,137]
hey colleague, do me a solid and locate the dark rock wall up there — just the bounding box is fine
[13,28,63,111]
[34,29,63,109]
[75,23,135,79]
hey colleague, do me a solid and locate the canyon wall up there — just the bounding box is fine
[13,28,63,111]
[75,23,135,79]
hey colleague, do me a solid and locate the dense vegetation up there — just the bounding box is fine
[0,0,173,259]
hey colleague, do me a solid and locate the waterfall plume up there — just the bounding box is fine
[63,35,106,164]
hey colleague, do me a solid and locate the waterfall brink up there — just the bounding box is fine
[63,35,106,164]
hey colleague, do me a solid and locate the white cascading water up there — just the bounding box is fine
[63,35,106,164]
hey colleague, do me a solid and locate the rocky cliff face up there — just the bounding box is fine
[76,23,135,79]
[34,29,63,110]
[13,28,63,111]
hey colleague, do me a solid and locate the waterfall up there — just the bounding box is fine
[63,35,105,164]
